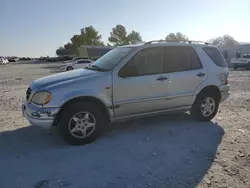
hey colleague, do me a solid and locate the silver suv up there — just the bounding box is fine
[22,40,230,145]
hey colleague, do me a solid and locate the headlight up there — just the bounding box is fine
[31,91,52,105]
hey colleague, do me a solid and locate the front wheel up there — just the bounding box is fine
[190,92,219,121]
[57,102,105,145]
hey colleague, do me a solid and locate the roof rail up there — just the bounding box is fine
[187,40,210,45]
[144,40,210,45]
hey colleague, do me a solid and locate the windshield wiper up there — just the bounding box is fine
[85,64,108,72]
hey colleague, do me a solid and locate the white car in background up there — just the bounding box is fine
[61,59,93,71]
[0,57,9,65]
[64,57,82,64]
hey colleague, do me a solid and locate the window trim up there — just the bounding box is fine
[118,46,165,78]
[189,47,203,70]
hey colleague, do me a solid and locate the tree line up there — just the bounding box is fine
[56,24,239,56]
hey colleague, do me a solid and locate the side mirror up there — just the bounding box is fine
[119,66,137,78]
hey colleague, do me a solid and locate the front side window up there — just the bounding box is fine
[119,47,164,77]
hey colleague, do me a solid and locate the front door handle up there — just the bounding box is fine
[156,76,168,81]
[197,72,206,77]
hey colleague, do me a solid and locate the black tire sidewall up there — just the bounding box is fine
[58,102,104,145]
[67,66,73,71]
[191,92,219,121]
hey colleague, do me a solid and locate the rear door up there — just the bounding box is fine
[163,46,206,108]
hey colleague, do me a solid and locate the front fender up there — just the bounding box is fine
[59,88,112,108]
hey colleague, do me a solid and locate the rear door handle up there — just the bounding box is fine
[156,76,168,81]
[197,72,206,77]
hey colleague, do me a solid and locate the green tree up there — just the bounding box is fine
[210,35,239,47]
[127,30,143,44]
[108,24,142,46]
[80,26,104,46]
[165,32,189,41]
[56,25,104,56]
[56,42,74,56]
[70,34,82,54]
[56,47,68,56]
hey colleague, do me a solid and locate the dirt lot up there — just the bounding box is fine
[0,61,250,188]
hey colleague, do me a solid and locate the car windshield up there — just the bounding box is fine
[85,47,133,71]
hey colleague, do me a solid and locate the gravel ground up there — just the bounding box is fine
[0,61,250,188]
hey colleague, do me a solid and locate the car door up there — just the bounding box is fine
[163,46,206,108]
[74,60,91,69]
[112,46,171,118]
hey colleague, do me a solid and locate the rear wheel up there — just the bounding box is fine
[190,92,219,121]
[66,66,73,71]
[233,65,238,70]
[57,102,105,145]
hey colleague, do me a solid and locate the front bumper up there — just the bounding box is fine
[219,85,230,103]
[22,102,60,129]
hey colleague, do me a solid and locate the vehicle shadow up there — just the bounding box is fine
[42,64,63,73]
[17,60,52,65]
[229,68,250,71]
[0,113,224,188]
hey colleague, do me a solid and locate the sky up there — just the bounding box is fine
[1,0,250,57]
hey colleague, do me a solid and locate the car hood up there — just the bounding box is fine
[31,69,98,90]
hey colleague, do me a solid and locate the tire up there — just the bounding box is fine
[234,65,238,70]
[190,91,219,121]
[57,102,105,145]
[66,66,73,71]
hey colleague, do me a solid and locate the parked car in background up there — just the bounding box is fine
[0,57,4,65]
[9,57,19,62]
[20,57,32,61]
[231,54,250,70]
[4,57,9,64]
[39,57,47,60]
[0,57,8,65]
[22,40,230,145]
[47,57,58,62]
[63,57,89,64]
[60,59,93,71]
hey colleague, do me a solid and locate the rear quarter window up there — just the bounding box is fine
[202,47,227,67]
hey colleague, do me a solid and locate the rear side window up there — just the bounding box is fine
[163,46,202,73]
[202,47,227,67]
